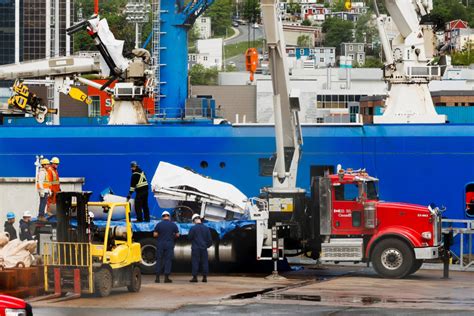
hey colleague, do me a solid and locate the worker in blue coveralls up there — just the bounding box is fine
[153,211,179,283]
[188,214,213,283]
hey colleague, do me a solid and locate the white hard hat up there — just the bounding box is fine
[88,211,95,219]
[161,211,170,217]
[192,214,200,221]
[23,211,32,218]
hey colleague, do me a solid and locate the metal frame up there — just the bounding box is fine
[442,219,474,270]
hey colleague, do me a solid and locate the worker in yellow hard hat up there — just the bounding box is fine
[36,158,51,221]
[48,157,61,210]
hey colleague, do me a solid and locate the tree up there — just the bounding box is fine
[331,0,346,12]
[189,64,219,85]
[74,0,135,53]
[322,17,354,52]
[301,19,312,26]
[287,0,301,15]
[427,0,474,31]
[355,12,378,44]
[206,0,233,37]
[355,56,384,68]
[242,0,260,23]
[297,35,312,47]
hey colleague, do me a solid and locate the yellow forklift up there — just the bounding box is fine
[40,192,142,299]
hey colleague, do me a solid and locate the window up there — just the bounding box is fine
[349,45,353,51]
[320,49,324,53]
[366,181,379,200]
[259,157,276,176]
[320,57,324,62]
[203,56,208,61]
[334,183,359,201]
[201,18,206,23]
[88,96,101,117]
[358,45,363,51]
[330,49,334,53]
[316,117,324,123]
[300,49,305,55]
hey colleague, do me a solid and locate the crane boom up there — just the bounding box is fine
[261,0,303,192]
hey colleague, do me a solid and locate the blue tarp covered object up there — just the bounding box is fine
[92,219,256,239]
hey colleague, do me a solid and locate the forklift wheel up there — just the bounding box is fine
[127,266,142,292]
[95,268,113,297]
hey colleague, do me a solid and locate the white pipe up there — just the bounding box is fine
[55,0,60,57]
[376,16,394,65]
[76,76,114,94]
[14,0,20,63]
[46,0,51,58]
[66,0,71,56]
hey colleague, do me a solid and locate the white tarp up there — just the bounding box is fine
[89,194,134,220]
[151,162,248,210]
[89,17,129,77]
[0,239,37,268]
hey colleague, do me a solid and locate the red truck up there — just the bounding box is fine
[0,295,32,316]
[258,168,443,279]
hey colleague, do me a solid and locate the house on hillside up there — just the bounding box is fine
[445,20,469,51]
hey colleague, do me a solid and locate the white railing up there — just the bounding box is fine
[442,219,474,270]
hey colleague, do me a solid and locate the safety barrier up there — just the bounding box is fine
[442,219,474,270]
[43,242,93,294]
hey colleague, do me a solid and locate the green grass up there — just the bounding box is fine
[224,39,265,59]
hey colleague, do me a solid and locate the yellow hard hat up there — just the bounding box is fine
[51,157,60,164]
[40,158,50,165]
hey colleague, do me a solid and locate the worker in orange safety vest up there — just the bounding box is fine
[37,158,51,221]
[48,157,61,209]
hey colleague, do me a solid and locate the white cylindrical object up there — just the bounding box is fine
[14,0,19,63]
[55,0,60,57]
[46,0,51,58]
[66,0,71,56]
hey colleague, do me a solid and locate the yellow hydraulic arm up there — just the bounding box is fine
[7,80,92,123]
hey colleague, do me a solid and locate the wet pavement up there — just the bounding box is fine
[30,265,474,315]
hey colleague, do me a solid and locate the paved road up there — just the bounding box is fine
[33,305,473,316]
[225,25,264,45]
[30,267,474,315]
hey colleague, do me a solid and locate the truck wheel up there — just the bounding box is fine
[371,238,414,279]
[139,237,157,274]
[95,268,113,297]
[127,266,142,292]
[408,259,423,275]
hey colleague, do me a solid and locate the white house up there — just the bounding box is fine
[189,38,223,69]
[195,16,212,39]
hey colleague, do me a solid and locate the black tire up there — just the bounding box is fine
[127,266,142,292]
[371,238,415,279]
[94,268,113,297]
[408,259,423,275]
[139,237,157,274]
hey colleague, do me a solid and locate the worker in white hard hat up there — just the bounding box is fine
[48,157,61,209]
[188,214,212,283]
[36,158,51,221]
[19,211,34,241]
[153,211,179,283]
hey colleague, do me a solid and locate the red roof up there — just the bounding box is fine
[447,20,468,30]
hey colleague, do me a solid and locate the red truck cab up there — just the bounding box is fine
[0,295,32,316]
[318,168,443,278]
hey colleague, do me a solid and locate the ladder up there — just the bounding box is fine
[152,0,166,116]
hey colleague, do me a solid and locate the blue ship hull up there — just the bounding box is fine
[1,123,473,223]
